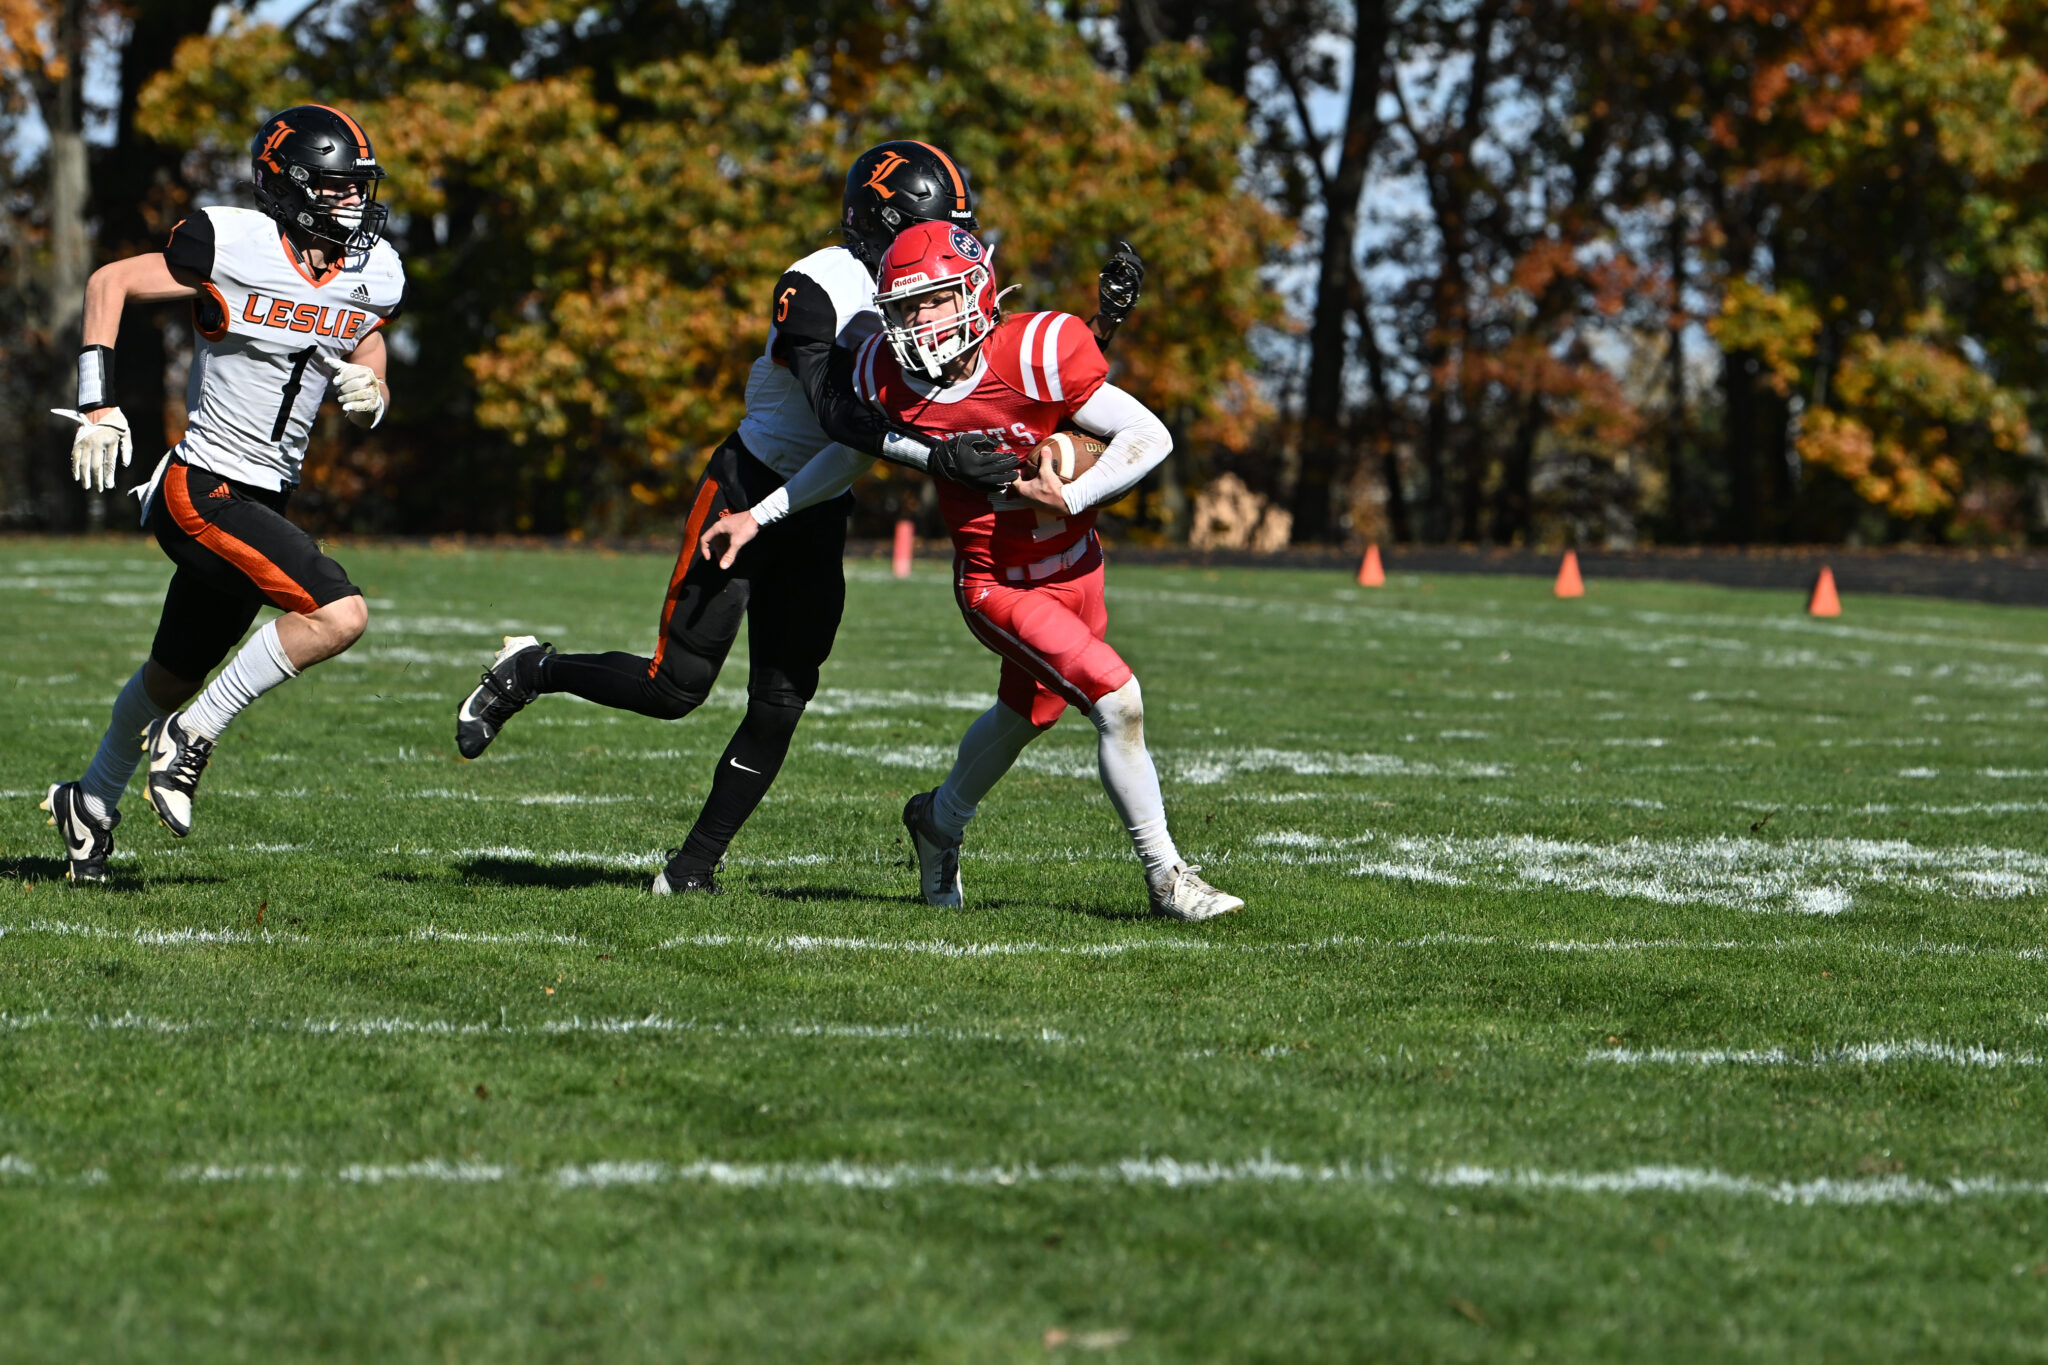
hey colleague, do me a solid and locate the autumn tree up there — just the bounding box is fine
[133,0,1285,536]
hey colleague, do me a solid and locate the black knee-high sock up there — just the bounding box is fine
[670,698,804,873]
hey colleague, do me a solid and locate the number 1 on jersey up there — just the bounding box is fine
[272,346,318,441]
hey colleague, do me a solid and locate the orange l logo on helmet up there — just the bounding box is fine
[864,151,910,199]
[259,123,293,173]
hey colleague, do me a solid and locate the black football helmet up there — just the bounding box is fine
[251,105,388,255]
[842,140,978,270]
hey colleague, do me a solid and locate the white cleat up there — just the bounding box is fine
[1149,863,1243,922]
[902,790,964,908]
[142,712,214,839]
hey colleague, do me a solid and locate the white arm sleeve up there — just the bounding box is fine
[750,443,875,527]
[1059,383,1173,515]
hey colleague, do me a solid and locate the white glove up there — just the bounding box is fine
[331,362,386,428]
[51,406,133,493]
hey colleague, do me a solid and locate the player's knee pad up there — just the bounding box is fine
[1088,677,1145,745]
[644,652,719,721]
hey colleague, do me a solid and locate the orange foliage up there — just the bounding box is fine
[1797,327,2030,519]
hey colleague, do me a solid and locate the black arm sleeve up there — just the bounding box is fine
[785,336,926,464]
[163,212,216,280]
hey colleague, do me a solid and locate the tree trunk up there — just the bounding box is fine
[96,0,217,482]
[1721,351,1759,544]
[1664,211,1689,540]
[1349,265,1409,541]
[1420,386,1450,541]
[1493,396,1541,544]
[1157,413,1190,541]
[1456,425,1485,542]
[42,0,93,527]
[1291,0,1390,542]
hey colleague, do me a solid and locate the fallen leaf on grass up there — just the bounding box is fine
[1449,1296,1489,1327]
[1043,1327,1131,1351]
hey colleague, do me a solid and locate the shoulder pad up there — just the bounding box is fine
[986,312,1104,407]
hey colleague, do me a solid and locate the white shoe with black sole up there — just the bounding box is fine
[456,634,553,759]
[142,712,214,839]
[41,782,119,884]
[902,790,964,908]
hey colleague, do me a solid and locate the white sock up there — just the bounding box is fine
[78,666,172,817]
[931,703,1042,840]
[181,619,299,741]
[1088,678,1180,890]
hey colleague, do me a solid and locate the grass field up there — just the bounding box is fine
[6,537,2048,1361]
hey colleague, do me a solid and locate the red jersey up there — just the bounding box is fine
[853,311,1108,573]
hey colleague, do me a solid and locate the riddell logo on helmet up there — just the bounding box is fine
[949,228,983,262]
[258,124,293,173]
[863,151,910,198]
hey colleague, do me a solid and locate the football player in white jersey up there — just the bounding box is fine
[456,141,1142,896]
[41,105,405,882]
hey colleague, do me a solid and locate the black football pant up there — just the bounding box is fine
[146,457,360,683]
[538,436,850,874]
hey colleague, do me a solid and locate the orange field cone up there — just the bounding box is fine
[1357,543,1385,587]
[1808,564,1841,617]
[1554,549,1585,599]
[891,518,915,579]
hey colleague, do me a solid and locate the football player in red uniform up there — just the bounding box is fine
[708,221,1240,921]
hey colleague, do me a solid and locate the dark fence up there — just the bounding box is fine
[852,539,2048,608]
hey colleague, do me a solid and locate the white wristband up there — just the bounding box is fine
[77,346,115,409]
[881,431,932,471]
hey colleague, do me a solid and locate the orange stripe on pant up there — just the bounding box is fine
[647,478,722,679]
[165,465,320,615]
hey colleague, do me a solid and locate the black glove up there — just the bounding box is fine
[1097,239,1145,327]
[930,430,1020,492]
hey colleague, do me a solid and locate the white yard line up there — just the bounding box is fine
[8,1150,2048,1207]
[1588,1040,2040,1069]
[809,741,1509,783]
[1258,830,2048,915]
[10,918,2048,964]
[0,1010,1077,1046]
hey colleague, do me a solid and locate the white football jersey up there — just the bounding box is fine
[163,205,406,490]
[735,244,880,477]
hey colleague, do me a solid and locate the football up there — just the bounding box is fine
[1030,431,1106,482]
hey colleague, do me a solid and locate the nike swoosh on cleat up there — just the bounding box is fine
[458,693,484,723]
[729,758,761,774]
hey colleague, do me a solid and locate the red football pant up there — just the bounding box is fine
[954,557,1133,728]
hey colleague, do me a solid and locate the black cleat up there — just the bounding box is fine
[142,713,214,838]
[42,782,119,884]
[651,853,719,896]
[456,634,553,759]
[902,790,964,907]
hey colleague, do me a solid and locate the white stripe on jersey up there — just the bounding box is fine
[1017,313,1047,401]
[1042,314,1071,402]
[857,333,883,404]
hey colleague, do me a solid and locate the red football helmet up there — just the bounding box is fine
[875,221,998,379]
